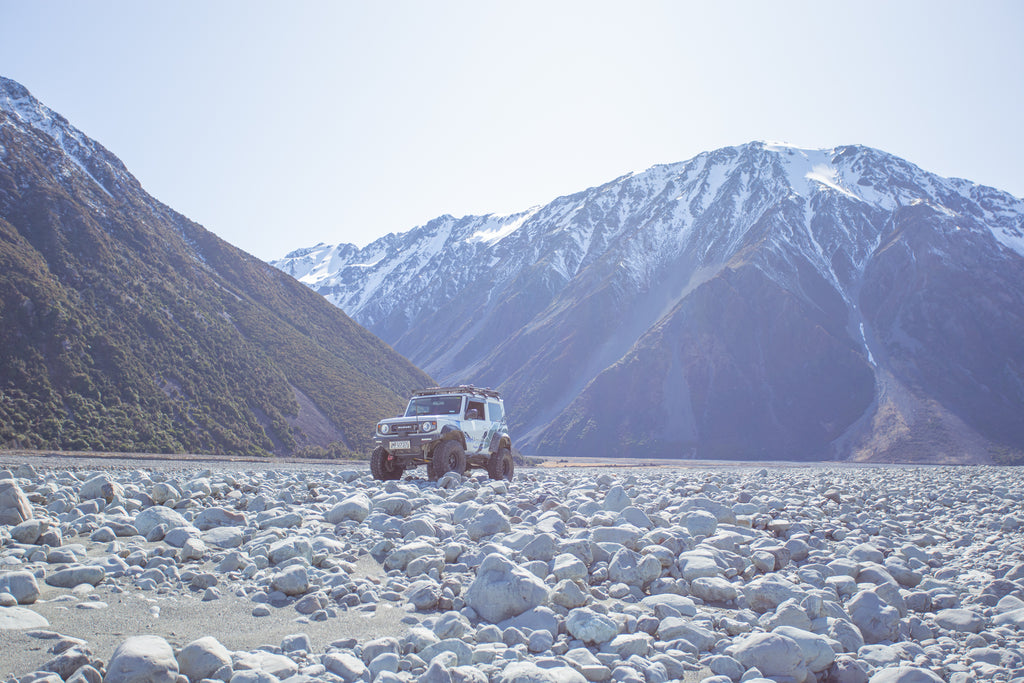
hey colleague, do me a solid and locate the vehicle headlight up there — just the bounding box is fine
[421,421,435,433]
[379,423,390,435]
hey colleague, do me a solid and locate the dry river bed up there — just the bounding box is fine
[0,455,1023,683]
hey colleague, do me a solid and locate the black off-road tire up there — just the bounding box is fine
[429,439,466,481]
[370,446,403,481]
[487,447,514,481]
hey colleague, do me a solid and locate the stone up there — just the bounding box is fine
[45,565,105,588]
[193,507,246,530]
[464,553,549,623]
[11,518,49,544]
[323,652,366,682]
[80,474,123,503]
[866,667,944,683]
[271,565,309,596]
[133,506,191,537]
[326,494,372,524]
[690,576,738,603]
[104,635,179,683]
[0,605,49,629]
[602,485,631,512]
[848,590,900,644]
[0,480,32,525]
[178,636,232,683]
[607,548,660,588]
[499,661,587,683]
[0,570,40,604]
[552,553,589,583]
[684,510,718,537]
[466,504,511,541]
[728,632,808,682]
[772,625,836,672]
[565,607,619,645]
[934,608,985,634]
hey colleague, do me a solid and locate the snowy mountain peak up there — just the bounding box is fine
[0,77,127,198]
[273,141,1024,462]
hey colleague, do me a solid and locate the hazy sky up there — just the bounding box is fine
[2,1,1022,260]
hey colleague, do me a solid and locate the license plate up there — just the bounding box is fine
[389,440,411,450]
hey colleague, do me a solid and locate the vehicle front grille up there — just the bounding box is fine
[390,422,420,434]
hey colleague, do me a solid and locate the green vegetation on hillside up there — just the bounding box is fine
[0,100,432,457]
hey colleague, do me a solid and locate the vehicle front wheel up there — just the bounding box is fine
[487,447,514,481]
[429,440,466,481]
[371,446,404,481]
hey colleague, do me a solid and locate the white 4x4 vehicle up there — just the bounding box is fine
[371,386,514,481]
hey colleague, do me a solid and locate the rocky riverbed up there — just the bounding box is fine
[1,457,1023,683]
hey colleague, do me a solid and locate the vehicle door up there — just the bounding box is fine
[462,399,488,453]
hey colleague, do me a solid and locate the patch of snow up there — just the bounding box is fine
[467,208,539,245]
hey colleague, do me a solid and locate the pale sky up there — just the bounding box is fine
[2,1,1022,261]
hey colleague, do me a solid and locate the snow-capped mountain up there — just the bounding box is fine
[273,142,1024,462]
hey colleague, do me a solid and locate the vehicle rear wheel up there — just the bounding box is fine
[371,446,404,481]
[429,440,466,481]
[487,447,514,481]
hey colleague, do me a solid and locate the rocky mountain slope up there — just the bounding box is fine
[274,143,1024,462]
[0,76,432,456]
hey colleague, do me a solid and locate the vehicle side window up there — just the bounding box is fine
[466,401,485,420]
[487,402,503,422]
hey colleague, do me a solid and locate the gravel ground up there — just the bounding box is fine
[1,453,1023,683]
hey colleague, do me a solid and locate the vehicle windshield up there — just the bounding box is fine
[405,396,462,417]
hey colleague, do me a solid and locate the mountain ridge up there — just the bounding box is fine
[0,76,433,456]
[274,141,1024,463]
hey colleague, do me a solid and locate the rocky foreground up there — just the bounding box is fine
[1,459,1023,683]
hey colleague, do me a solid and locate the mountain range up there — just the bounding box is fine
[274,142,1024,463]
[0,76,432,456]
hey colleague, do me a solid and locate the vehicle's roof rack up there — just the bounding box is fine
[413,385,502,399]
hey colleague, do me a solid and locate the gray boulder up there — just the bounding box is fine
[104,635,179,683]
[465,553,549,623]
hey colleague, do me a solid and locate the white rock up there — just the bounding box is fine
[133,506,191,536]
[728,631,808,683]
[178,636,231,683]
[499,661,587,683]
[867,666,944,683]
[565,607,619,645]
[45,565,105,588]
[80,474,123,503]
[602,485,631,512]
[323,652,366,682]
[0,480,32,525]
[465,553,549,623]
[0,605,49,630]
[657,617,716,651]
[552,553,589,583]
[934,608,985,633]
[326,494,372,524]
[607,548,660,588]
[690,576,738,603]
[685,510,718,536]
[105,635,179,683]
[150,482,180,505]
[271,565,309,596]
[0,571,39,604]
[11,518,48,544]
[466,504,511,541]
[193,507,245,530]
[773,625,836,672]
[848,590,900,644]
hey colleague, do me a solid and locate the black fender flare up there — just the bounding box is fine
[439,425,467,451]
